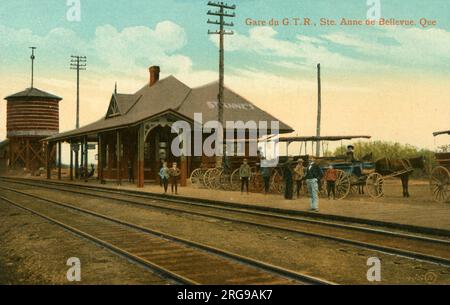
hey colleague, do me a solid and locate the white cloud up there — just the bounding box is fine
[209,26,377,71]
[93,22,192,74]
[0,21,193,77]
[322,27,450,69]
[210,25,450,73]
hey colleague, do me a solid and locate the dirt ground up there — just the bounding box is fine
[0,202,169,285]
[57,177,449,230]
[5,183,449,285]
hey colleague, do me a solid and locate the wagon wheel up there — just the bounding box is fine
[190,168,205,188]
[334,170,351,200]
[430,166,449,203]
[366,173,384,198]
[230,168,241,191]
[207,168,222,190]
[202,168,212,188]
[270,168,284,194]
[250,167,264,192]
[204,168,218,189]
[219,170,232,190]
[350,176,365,195]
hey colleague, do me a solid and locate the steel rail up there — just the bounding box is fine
[1,178,449,268]
[0,186,333,285]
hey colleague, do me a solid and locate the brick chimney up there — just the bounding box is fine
[149,66,160,87]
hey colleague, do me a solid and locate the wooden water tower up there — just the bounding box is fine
[3,48,62,173]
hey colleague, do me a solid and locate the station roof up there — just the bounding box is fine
[278,135,371,142]
[433,130,450,137]
[4,87,62,101]
[45,75,293,142]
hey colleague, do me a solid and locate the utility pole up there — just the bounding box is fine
[70,55,87,129]
[316,63,322,157]
[29,47,36,88]
[70,55,87,179]
[207,1,235,167]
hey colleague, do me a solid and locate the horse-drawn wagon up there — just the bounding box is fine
[430,130,450,203]
[273,135,384,200]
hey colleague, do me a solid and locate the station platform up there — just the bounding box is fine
[6,175,450,234]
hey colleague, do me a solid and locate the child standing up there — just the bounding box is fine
[239,159,251,194]
[169,162,181,195]
[324,165,338,200]
[159,162,170,194]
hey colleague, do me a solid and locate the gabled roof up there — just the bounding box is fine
[115,94,136,115]
[45,75,293,142]
[5,87,62,101]
[126,76,191,122]
[177,81,293,132]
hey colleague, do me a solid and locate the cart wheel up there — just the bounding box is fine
[270,168,284,194]
[190,168,205,188]
[202,168,211,188]
[366,173,384,198]
[251,167,264,192]
[230,168,241,191]
[207,168,222,190]
[430,166,449,203]
[349,176,365,195]
[203,168,215,189]
[219,170,232,190]
[334,170,351,200]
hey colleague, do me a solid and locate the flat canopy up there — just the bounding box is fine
[278,135,371,143]
[433,130,450,137]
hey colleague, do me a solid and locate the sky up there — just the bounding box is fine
[0,0,449,155]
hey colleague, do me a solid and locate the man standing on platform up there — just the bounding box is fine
[159,162,170,194]
[260,163,272,195]
[293,160,305,198]
[239,159,251,194]
[282,158,294,200]
[169,162,181,195]
[305,160,323,212]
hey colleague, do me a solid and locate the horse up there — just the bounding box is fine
[374,156,425,198]
[350,152,373,195]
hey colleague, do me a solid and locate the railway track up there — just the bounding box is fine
[0,177,449,269]
[0,183,332,285]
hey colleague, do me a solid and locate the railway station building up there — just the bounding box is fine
[45,66,293,187]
